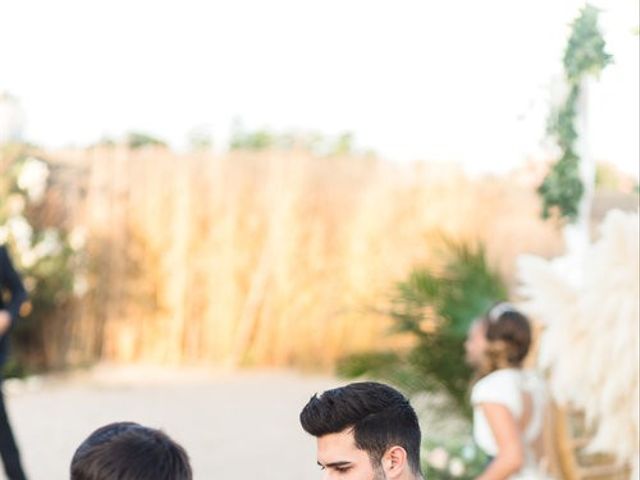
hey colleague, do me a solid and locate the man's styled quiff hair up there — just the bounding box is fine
[300,381,422,475]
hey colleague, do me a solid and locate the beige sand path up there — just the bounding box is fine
[6,367,338,480]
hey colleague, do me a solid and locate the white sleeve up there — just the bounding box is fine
[471,371,521,415]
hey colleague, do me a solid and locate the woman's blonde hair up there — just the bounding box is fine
[474,302,532,379]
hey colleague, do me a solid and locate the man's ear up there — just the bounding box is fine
[381,445,408,479]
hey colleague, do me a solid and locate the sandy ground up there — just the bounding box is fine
[5,366,339,480]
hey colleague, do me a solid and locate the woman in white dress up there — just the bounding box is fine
[465,303,547,480]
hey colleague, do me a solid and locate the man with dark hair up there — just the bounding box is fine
[299,381,424,480]
[0,245,28,480]
[70,422,192,480]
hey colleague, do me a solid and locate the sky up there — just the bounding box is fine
[0,0,638,177]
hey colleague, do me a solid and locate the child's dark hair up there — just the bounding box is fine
[70,422,192,480]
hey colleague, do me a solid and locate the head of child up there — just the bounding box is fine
[465,302,532,377]
[70,422,192,480]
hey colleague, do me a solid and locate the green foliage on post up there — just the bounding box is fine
[337,240,507,419]
[538,4,612,222]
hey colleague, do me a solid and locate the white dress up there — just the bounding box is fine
[471,368,548,480]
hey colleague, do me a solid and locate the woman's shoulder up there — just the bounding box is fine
[471,368,521,404]
[475,368,521,387]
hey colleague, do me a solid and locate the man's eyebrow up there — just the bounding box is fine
[318,461,353,468]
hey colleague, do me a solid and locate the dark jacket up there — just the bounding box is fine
[0,245,27,367]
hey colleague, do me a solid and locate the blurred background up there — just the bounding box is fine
[0,1,638,479]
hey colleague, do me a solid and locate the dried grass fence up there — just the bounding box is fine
[37,147,562,369]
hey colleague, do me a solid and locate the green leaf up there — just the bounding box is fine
[338,239,506,419]
[539,4,611,223]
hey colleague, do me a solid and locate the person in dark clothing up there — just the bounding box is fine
[0,245,28,480]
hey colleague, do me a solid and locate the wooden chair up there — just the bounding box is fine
[544,404,630,480]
